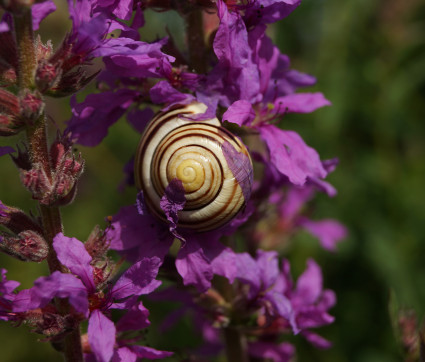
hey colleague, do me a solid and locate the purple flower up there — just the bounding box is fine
[32,1,57,31]
[149,80,195,108]
[92,0,135,21]
[84,300,173,361]
[205,0,261,107]
[276,258,336,349]
[248,341,295,362]
[0,268,20,321]
[0,1,56,32]
[107,191,250,292]
[0,146,14,157]
[66,89,139,146]
[219,0,301,28]
[235,250,298,333]
[235,253,336,348]
[200,9,331,187]
[277,186,347,251]
[13,233,163,361]
[243,0,301,27]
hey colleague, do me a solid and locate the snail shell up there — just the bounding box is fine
[134,102,253,232]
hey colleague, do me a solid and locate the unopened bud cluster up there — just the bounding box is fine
[0,201,47,262]
[13,136,84,205]
[85,225,113,287]
[0,25,97,138]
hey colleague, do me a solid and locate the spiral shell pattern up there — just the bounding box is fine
[134,102,253,231]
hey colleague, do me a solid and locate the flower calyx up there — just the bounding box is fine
[0,230,48,262]
[0,200,43,234]
[15,135,85,206]
[0,89,46,135]
[24,306,81,342]
[0,89,25,136]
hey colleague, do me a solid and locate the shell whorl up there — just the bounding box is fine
[135,102,253,231]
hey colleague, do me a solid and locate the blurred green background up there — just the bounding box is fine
[1,0,425,361]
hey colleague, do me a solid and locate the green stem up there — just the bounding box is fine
[14,10,83,362]
[39,205,64,273]
[213,274,249,362]
[224,327,249,362]
[186,8,206,73]
[13,10,36,89]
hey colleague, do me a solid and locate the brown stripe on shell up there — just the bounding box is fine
[134,102,253,232]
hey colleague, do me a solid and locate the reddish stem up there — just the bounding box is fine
[13,10,83,362]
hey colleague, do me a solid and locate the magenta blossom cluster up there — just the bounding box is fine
[0,0,346,361]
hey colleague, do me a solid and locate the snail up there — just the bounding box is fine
[134,102,254,232]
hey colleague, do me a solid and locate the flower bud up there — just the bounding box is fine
[0,230,48,262]
[36,61,61,93]
[92,260,113,287]
[10,143,31,170]
[35,36,53,61]
[0,114,21,136]
[0,200,43,234]
[0,89,24,135]
[47,69,99,98]
[1,68,17,86]
[19,90,44,123]
[0,32,18,86]
[0,89,19,114]
[20,163,52,203]
[47,135,85,206]
[84,225,110,259]
[25,307,79,341]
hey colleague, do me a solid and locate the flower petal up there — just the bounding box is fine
[222,100,255,127]
[260,125,326,185]
[53,233,95,291]
[273,93,331,114]
[112,257,162,300]
[128,345,173,359]
[13,271,88,315]
[107,204,173,263]
[175,240,213,292]
[116,301,150,332]
[88,310,116,362]
[300,218,347,251]
[159,178,186,241]
[32,1,56,31]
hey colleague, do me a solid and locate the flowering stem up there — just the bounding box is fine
[13,11,83,362]
[185,8,206,73]
[13,10,36,89]
[213,275,249,362]
[224,327,249,362]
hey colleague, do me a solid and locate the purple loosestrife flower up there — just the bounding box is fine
[67,88,140,146]
[0,1,56,32]
[192,3,332,188]
[220,30,331,186]
[107,191,251,292]
[88,300,173,361]
[0,268,20,321]
[217,0,301,27]
[0,146,14,157]
[235,250,298,333]
[277,186,347,251]
[260,258,337,349]
[242,0,301,27]
[91,0,136,21]
[234,252,336,348]
[251,157,347,251]
[13,233,165,361]
[248,341,295,362]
